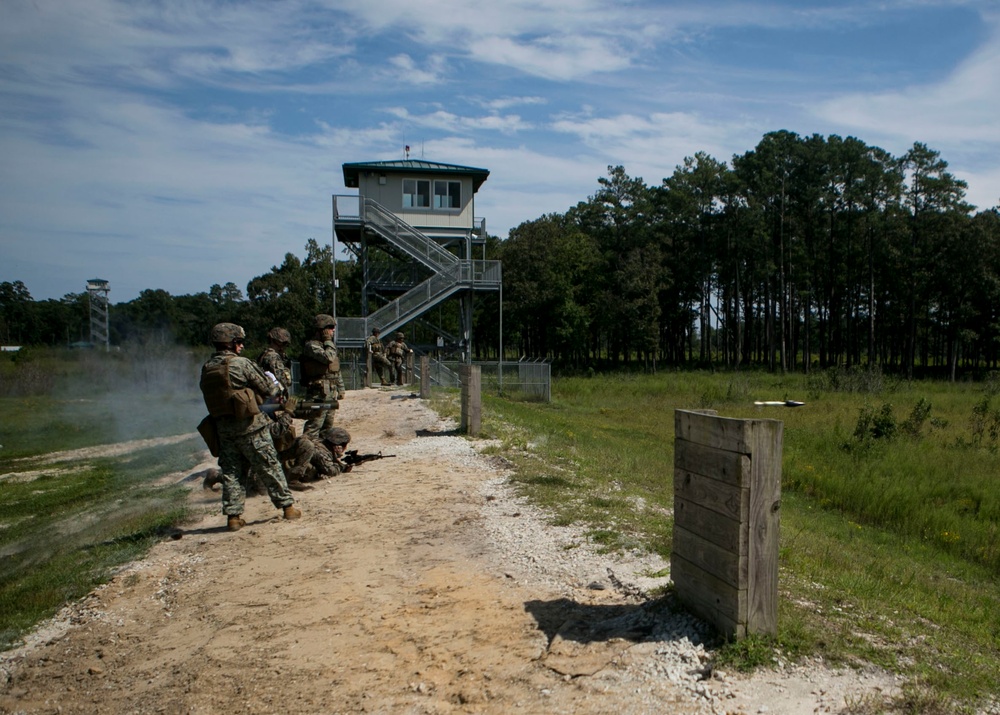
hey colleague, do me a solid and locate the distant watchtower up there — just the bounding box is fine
[331,158,501,360]
[86,278,110,350]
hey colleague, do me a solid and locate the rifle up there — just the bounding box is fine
[260,395,339,418]
[342,449,396,467]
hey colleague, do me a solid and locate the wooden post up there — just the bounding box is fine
[420,355,430,399]
[407,351,415,386]
[364,351,372,388]
[672,409,782,638]
[460,364,481,436]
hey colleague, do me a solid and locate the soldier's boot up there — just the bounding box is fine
[227,515,246,531]
[283,505,302,520]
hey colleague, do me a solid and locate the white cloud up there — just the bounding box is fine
[812,12,1000,154]
[473,34,633,81]
[0,85,350,300]
[550,111,754,171]
[482,96,548,111]
[385,107,532,135]
[384,54,446,85]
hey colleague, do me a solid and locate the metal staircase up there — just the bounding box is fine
[333,196,501,348]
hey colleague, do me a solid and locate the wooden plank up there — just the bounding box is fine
[671,410,783,641]
[746,419,782,636]
[460,365,481,436]
[674,469,748,522]
[675,439,750,487]
[671,553,745,634]
[419,355,430,399]
[672,525,744,588]
[674,496,742,553]
[675,409,753,454]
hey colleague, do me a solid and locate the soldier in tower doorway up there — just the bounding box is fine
[199,322,300,531]
[365,327,391,386]
[299,314,346,440]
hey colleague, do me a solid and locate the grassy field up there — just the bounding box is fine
[0,440,201,648]
[0,347,207,649]
[462,368,1000,714]
[4,349,1000,712]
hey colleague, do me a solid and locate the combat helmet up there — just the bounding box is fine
[395,332,404,339]
[210,322,246,345]
[267,327,291,345]
[321,426,351,446]
[314,314,337,330]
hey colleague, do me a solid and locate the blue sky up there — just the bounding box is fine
[2,0,999,303]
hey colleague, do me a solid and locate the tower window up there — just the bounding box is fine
[403,179,430,208]
[434,180,461,209]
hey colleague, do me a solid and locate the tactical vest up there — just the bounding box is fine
[200,356,261,419]
[388,342,404,358]
[300,342,341,382]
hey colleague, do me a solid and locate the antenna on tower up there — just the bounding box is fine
[404,145,410,159]
[86,278,110,351]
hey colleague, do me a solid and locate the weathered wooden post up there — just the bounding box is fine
[420,355,430,399]
[407,351,416,386]
[672,409,782,638]
[364,351,372,388]
[460,364,481,436]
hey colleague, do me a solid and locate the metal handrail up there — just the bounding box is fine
[332,194,502,346]
[362,199,459,272]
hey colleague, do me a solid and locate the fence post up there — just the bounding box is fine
[365,351,372,388]
[671,409,782,638]
[460,364,481,436]
[420,356,430,399]
[407,351,415,386]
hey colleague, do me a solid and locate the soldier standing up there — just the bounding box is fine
[386,331,412,386]
[365,327,391,386]
[299,314,346,440]
[199,322,301,531]
[258,327,293,397]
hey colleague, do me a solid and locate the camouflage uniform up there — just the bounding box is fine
[386,332,411,386]
[282,435,347,483]
[258,346,292,393]
[300,314,346,440]
[365,329,391,385]
[200,350,295,518]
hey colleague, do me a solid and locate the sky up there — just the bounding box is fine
[2,0,999,304]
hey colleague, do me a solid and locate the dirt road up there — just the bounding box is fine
[0,390,899,714]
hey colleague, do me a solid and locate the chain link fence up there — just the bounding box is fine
[421,359,550,402]
[292,354,550,402]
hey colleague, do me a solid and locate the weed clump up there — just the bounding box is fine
[847,398,935,450]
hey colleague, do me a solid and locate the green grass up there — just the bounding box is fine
[1,426,204,649]
[0,393,205,462]
[0,346,206,460]
[0,348,210,650]
[461,369,1000,714]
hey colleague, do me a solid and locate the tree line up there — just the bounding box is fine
[0,240,360,352]
[498,131,1000,378]
[3,130,1000,377]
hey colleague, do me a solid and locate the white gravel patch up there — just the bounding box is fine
[396,427,732,712]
